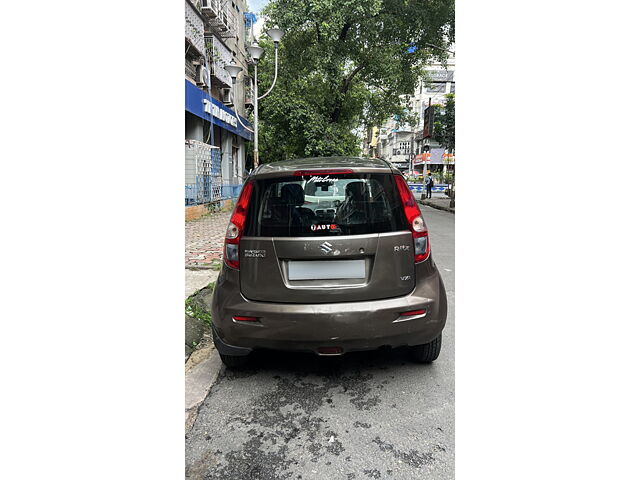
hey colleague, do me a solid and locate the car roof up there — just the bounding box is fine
[251,156,398,179]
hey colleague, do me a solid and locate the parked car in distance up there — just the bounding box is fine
[211,156,447,368]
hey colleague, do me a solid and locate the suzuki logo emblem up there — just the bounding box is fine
[320,241,333,253]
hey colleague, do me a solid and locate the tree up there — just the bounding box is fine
[252,0,455,164]
[432,93,455,154]
[431,93,455,208]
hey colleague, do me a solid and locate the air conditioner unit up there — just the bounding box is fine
[221,88,232,105]
[201,0,219,18]
[195,65,211,89]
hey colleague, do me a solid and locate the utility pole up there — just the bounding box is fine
[421,98,432,200]
[225,27,284,170]
[253,64,259,168]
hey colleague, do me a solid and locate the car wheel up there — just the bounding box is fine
[409,334,442,363]
[219,353,251,369]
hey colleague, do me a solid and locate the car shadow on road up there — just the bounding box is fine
[219,346,438,381]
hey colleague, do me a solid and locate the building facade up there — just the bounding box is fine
[412,61,455,172]
[185,0,255,206]
[363,56,455,176]
[375,115,415,171]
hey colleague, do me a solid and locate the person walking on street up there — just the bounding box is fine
[425,172,433,199]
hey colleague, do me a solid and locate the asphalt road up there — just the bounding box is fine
[186,204,455,480]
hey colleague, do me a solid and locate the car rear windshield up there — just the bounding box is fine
[244,173,409,237]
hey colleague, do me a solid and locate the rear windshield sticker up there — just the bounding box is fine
[308,176,338,183]
[310,224,340,232]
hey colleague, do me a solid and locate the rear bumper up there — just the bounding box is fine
[211,324,252,356]
[212,261,447,356]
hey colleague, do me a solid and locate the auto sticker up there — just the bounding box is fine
[310,224,339,232]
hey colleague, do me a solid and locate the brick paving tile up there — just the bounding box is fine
[185,210,232,266]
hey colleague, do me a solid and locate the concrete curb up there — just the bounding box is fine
[184,274,223,432]
[185,264,222,270]
[418,199,455,214]
[185,269,219,301]
[185,345,222,432]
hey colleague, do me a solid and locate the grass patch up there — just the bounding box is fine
[185,278,217,329]
[185,295,212,327]
[204,261,222,270]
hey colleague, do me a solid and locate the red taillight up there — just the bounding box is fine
[232,315,259,322]
[393,174,430,263]
[223,180,254,270]
[293,169,354,176]
[400,309,427,316]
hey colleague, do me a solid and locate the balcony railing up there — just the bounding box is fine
[185,0,205,56]
[205,35,233,87]
[201,0,237,39]
[185,59,197,81]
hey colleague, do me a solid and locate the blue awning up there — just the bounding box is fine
[185,80,254,141]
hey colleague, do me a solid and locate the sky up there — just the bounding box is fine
[247,0,269,13]
[246,0,268,37]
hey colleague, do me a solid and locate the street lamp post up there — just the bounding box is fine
[225,26,284,170]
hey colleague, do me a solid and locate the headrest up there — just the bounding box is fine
[345,182,367,201]
[281,183,305,206]
[266,195,283,208]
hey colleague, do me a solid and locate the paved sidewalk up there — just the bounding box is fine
[184,208,234,432]
[185,209,231,267]
[413,192,455,213]
[185,269,219,299]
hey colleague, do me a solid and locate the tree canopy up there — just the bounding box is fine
[433,93,455,154]
[251,0,455,164]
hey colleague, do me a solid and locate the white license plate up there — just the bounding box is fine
[288,260,366,280]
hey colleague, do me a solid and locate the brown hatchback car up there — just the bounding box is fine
[211,157,447,368]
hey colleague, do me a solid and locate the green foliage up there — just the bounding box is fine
[434,169,454,185]
[185,295,211,327]
[253,0,455,164]
[432,93,455,154]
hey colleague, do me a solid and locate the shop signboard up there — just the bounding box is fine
[185,79,253,141]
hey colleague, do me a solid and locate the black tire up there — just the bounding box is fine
[409,334,442,363]
[219,353,251,369]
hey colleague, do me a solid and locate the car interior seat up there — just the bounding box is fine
[336,182,368,225]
